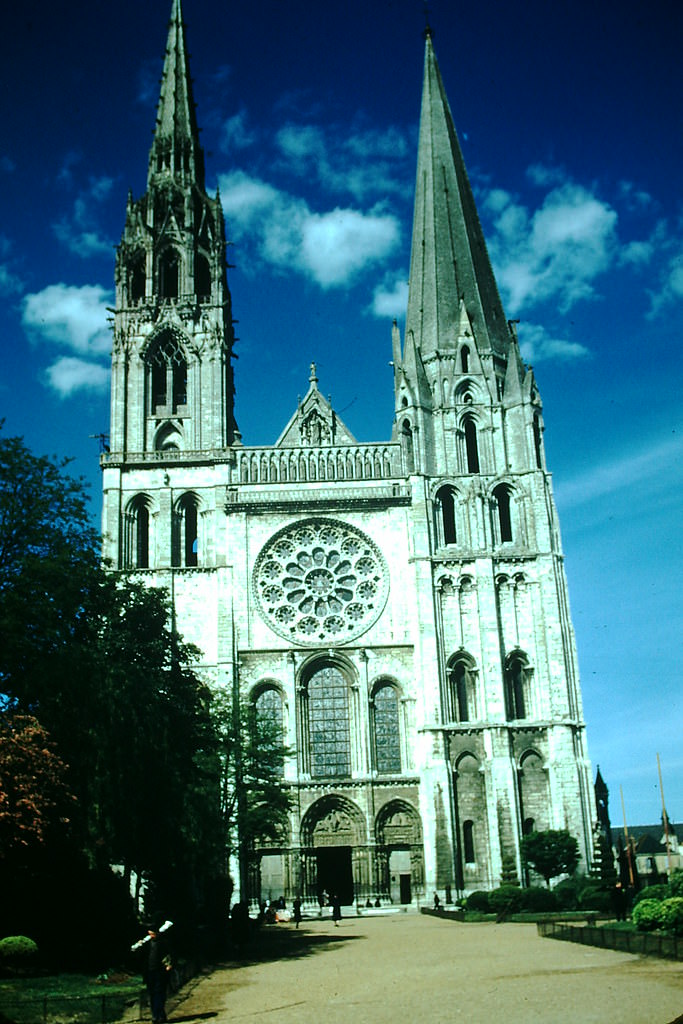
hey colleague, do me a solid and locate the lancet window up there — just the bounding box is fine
[172,493,199,567]
[304,664,351,778]
[126,495,152,569]
[158,248,180,298]
[434,485,458,546]
[147,331,188,415]
[504,652,530,721]
[372,682,401,774]
[493,484,513,543]
[253,686,285,778]
[463,416,480,473]
[447,653,477,722]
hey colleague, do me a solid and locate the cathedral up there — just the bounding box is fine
[101,0,594,906]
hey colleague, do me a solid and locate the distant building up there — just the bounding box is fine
[621,818,682,885]
[101,0,594,904]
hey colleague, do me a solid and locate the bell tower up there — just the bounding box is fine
[110,0,237,457]
[393,28,542,483]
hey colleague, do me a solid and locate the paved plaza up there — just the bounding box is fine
[171,913,683,1024]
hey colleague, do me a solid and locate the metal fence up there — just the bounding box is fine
[0,989,142,1024]
[537,920,683,960]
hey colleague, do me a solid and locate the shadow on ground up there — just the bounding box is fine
[216,922,362,969]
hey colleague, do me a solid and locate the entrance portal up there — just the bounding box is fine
[317,846,354,906]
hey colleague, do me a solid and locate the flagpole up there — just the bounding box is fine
[620,786,635,886]
[656,753,673,878]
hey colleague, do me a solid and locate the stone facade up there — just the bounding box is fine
[101,1,594,905]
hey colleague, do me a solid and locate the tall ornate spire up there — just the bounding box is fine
[148,0,205,187]
[405,31,510,362]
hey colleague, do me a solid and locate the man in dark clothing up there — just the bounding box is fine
[144,922,171,1023]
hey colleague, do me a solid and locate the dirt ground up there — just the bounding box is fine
[169,913,683,1024]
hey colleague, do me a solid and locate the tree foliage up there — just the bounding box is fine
[521,829,580,887]
[213,690,292,898]
[0,712,75,860]
[0,429,226,936]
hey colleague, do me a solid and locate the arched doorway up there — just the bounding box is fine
[301,795,365,906]
[375,800,424,904]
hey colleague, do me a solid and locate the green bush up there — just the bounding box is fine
[668,870,683,898]
[519,886,558,912]
[632,898,665,931]
[465,890,490,913]
[488,885,522,915]
[633,884,669,906]
[553,878,581,909]
[577,882,611,912]
[659,897,683,935]
[0,936,39,966]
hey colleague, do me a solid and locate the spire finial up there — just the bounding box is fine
[309,361,318,386]
[423,1,433,40]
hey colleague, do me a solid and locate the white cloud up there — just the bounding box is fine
[484,181,618,314]
[22,283,113,356]
[526,163,568,188]
[0,236,22,294]
[53,176,115,258]
[219,170,400,288]
[620,239,654,266]
[274,121,411,201]
[44,356,110,398]
[300,208,399,287]
[371,276,409,318]
[554,433,683,510]
[518,322,589,363]
[617,180,653,210]
[221,109,256,151]
[647,232,683,317]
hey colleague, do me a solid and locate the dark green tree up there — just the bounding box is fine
[0,429,227,934]
[521,829,580,888]
[213,689,292,901]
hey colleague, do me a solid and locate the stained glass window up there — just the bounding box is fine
[254,687,284,777]
[374,685,401,774]
[308,666,350,778]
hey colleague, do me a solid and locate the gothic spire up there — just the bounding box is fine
[148,0,205,188]
[405,31,510,362]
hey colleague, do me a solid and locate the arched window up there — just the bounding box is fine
[158,248,179,298]
[253,687,285,778]
[129,250,146,302]
[435,485,457,545]
[172,493,199,567]
[128,496,151,569]
[463,819,475,863]
[373,683,401,774]
[195,254,211,299]
[533,414,543,469]
[401,419,415,473]
[307,664,351,778]
[493,484,513,542]
[461,345,470,373]
[463,416,480,473]
[147,331,188,414]
[504,653,529,720]
[447,654,476,722]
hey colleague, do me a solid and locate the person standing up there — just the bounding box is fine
[292,897,302,929]
[331,893,342,927]
[143,920,172,1023]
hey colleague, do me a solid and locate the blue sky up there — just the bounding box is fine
[1,0,681,828]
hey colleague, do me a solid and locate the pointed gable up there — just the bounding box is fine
[275,364,357,448]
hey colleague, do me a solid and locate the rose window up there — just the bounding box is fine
[253,519,389,645]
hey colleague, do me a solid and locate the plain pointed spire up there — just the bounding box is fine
[405,31,510,361]
[148,0,205,187]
